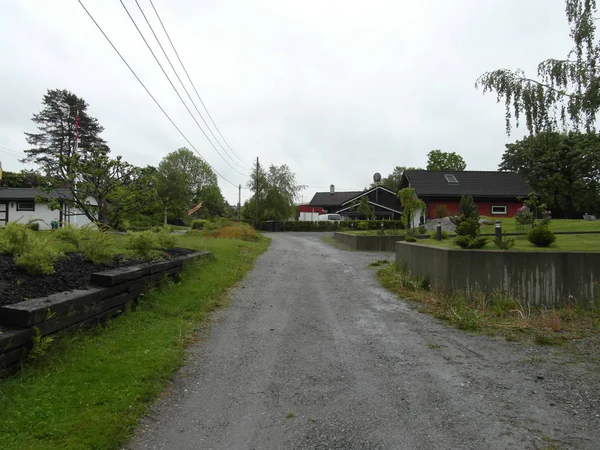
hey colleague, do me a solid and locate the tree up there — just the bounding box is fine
[398,188,425,231]
[246,161,305,221]
[476,0,600,134]
[156,148,219,225]
[353,195,375,220]
[23,89,106,178]
[370,166,422,190]
[426,150,467,171]
[195,184,226,218]
[500,132,600,217]
[0,169,45,188]
[24,89,156,227]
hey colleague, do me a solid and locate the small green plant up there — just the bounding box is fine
[54,224,82,249]
[405,235,417,242]
[26,221,40,231]
[493,235,516,250]
[156,230,178,249]
[430,230,449,240]
[286,411,295,419]
[434,204,449,218]
[369,259,390,267]
[0,222,31,255]
[356,220,368,230]
[454,236,488,249]
[14,239,62,274]
[55,224,113,263]
[28,327,55,361]
[191,219,206,230]
[528,226,556,247]
[455,217,480,238]
[126,230,159,258]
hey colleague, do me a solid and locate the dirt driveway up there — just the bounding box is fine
[128,233,600,449]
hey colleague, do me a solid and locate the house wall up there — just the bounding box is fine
[4,202,93,230]
[395,242,600,307]
[425,199,522,220]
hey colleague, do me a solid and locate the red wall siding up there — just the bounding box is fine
[426,200,523,219]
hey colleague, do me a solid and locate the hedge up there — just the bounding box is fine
[253,220,405,232]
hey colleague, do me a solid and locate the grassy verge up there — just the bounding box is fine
[0,232,270,450]
[376,262,600,345]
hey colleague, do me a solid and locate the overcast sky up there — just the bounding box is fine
[0,0,573,204]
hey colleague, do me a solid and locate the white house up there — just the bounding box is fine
[0,188,94,230]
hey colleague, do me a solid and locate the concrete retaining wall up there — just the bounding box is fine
[0,251,211,376]
[333,232,428,252]
[395,242,600,307]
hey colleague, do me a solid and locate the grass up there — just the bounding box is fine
[480,217,600,233]
[0,231,270,450]
[376,262,600,345]
[422,232,600,252]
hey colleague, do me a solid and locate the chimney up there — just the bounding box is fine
[330,184,335,195]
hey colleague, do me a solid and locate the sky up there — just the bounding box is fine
[0,0,574,205]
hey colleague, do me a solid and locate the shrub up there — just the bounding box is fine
[156,230,178,248]
[126,231,159,258]
[434,204,449,218]
[26,221,40,231]
[430,230,449,240]
[0,222,31,255]
[14,239,62,275]
[79,227,113,264]
[459,195,479,220]
[356,220,368,230]
[205,223,260,241]
[528,226,556,247]
[405,236,417,242]
[455,217,480,238]
[454,236,488,249]
[54,224,83,250]
[515,205,534,225]
[494,235,516,250]
[418,225,427,235]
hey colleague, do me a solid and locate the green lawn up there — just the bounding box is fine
[479,217,600,233]
[0,232,270,450]
[422,233,600,252]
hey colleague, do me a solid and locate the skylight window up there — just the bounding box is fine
[445,174,458,184]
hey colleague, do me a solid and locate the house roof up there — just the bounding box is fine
[309,190,363,207]
[340,186,398,206]
[0,187,73,200]
[401,170,531,198]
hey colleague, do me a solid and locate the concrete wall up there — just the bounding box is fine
[333,232,429,252]
[395,242,600,307]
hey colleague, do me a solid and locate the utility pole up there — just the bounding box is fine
[238,184,241,221]
[255,157,259,225]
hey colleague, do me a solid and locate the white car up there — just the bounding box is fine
[318,214,341,221]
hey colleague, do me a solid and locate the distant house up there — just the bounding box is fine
[0,188,94,229]
[399,170,531,220]
[307,185,404,221]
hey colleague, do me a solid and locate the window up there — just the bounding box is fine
[491,205,507,215]
[16,201,35,211]
[444,174,458,183]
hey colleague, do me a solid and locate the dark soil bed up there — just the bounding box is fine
[0,248,196,307]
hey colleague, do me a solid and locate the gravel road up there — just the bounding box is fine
[128,232,600,450]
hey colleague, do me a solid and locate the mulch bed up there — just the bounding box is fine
[0,248,196,307]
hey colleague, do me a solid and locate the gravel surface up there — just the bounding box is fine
[128,232,600,450]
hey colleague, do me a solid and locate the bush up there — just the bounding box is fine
[455,217,480,238]
[418,225,427,235]
[191,219,207,230]
[430,230,449,240]
[434,204,449,218]
[26,221,40,231]
[454,236,489,249]
[459,195,479,220]
[55,224,113,264]
[494,235,516,250]
[156,230,178,248]
[0,222,31,255]
[405,235,417,242]
[126,231,159,258]
[356,221,368,230]
[528,226,556,247]
[14,239,62,275]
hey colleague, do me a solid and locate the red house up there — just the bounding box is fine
[399,170,531,220]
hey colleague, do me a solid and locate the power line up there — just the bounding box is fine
[76,0,239,188]
[149,0,251,167]
[0,146,23,158]
[118,0,247,177]
[132,0,248,172]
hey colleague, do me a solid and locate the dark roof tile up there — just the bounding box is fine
[309,191,363,207]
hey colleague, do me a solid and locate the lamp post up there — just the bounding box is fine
[436,221,442,241]
[495,220,502,240]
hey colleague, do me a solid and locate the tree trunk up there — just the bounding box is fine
[163,203,168,226]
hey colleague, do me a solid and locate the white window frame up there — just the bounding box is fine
[491,205,507,215]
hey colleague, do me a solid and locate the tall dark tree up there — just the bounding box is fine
[476,0,600,134]
[500,132,600,217]
[426,150,467,171]
[23,89,106,177]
